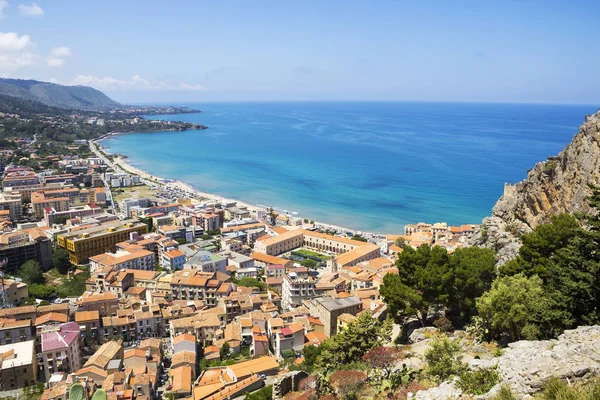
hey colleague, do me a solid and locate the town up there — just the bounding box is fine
[0,131,480,399]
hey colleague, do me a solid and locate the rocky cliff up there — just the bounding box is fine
[470,108,600,264]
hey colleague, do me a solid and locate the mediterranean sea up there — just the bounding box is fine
[101,102,597,233]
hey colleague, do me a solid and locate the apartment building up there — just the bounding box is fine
[44,204,104,226]
[281,273,316,310]
[0,228,52,272]
[40,322,81,380]
[89,248,155,272]
[0,193,22,221]
[308,296,362,337]
[31,192,70,219]
[57,219,148,264]
[185,250,226,273]
[253,229,303,256]
[0,279,29,306]
[0,340,37,389]
[0,319,33,345]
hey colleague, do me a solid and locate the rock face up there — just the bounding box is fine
[410,326,600,399]
[470,109,600,264]
[493,325,600,398]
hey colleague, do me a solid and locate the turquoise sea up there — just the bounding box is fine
[101,102,597,233]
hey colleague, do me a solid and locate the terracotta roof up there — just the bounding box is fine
[250,252,290,265]
[172,351,196,367]
[173,333,195,344]
[227,356,279,379]
[171,365,192,394]
[35,312,68,326]
[75,310,100,323]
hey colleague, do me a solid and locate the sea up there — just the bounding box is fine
[100,101,597,234]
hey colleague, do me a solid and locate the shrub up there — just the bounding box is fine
[457,368,499,395]
[424,337,464,381]
[433,316,453,333]
[491,386,518,400]
[329,370,367,399]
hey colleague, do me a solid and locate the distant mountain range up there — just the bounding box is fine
[0,78,121,110]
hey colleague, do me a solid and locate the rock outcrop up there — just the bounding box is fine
[410,326,600,399]
[470,109,600,264]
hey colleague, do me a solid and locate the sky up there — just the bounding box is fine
[0,0,599,104]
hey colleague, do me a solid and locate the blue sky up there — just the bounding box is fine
[0,0,599,103]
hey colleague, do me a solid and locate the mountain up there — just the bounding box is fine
[0,78,121,110]
[471,108,600,264]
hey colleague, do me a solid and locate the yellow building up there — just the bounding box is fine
[57,220,148,265]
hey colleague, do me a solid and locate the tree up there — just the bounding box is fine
[20,260,43,284]
[476,274,551,341]
[350,234,368,242]
[52,248,72,275]
[28,283,55,299]
[362,346,404,379]
[380,245,451,325]
[500,212,600,337]
[447,247,496,327]
[424,337,464,382]
[220,343,230,360]
[237,277,265,291]
[244,385,272,400]
[300,259,317,269]
[316,312,381,371]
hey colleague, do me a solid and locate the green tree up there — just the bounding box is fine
[52,248,72,275]
[500,212,600,336]
[447,247,496,327]
[244,385,272,400]
[300,259,317,269]
[424,337,464,382]
[20,260,44,284]
[380,245,451,325]
[220,343,230,360]
[237,277,265,291]
[316,312,381,371]
[28,284,56,299]
[476,274,551,341]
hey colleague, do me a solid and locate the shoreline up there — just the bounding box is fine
[93,134,367,236]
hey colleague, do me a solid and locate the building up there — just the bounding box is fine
[40,322,81,380]
[89,249,155,272]
[0,319,33,345]
[308,296,362,337]
[75,311,101,344]
[0,340,37,389]
[44,205,105,226]
[162,248,186,270]
[57,219,149,264]
[253,229,303,256]
[0,228,53,272]
[0,193,23,221]
[281,273,316,310]
[218,251,254,270]
[0,279,29,306]
[31,192,70,219]
[185,251,226,273]
[120,198,150,218]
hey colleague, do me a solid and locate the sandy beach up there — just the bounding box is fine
[93,136,363,236]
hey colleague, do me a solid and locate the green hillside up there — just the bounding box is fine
[0,78,121,110]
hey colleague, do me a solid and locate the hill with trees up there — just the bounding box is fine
[0,78,121,110]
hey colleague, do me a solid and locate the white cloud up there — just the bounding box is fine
[0,32,36,74]
[50,46,70,57]
[68,74,210,91]
[0,51,35,73]
[0,32,31,51]
[47,57,64,67]
[19,2,43,16]
[47,46,70,67]
[0,1,8,19]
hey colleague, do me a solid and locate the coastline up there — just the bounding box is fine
[93,134,367,236]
